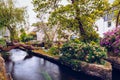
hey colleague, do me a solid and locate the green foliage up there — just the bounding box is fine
[20,33,34,42]
[32,0,109,43]
[0,38,6,46]
[60,40,107,65]
[20,32,27,42]
[20,28,35,42]
[48,46,59,55]
[72,38,81,44]
[0,0,27,41]
[21,35,34,42]
[80,28,100,43]
[112,0,120,12]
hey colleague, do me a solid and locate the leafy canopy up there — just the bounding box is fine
[32,0,109,42]
[0,0,27,41]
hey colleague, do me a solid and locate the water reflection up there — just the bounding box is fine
[5,49,61,80]
[9,49,27,62]
[5,49,106,80]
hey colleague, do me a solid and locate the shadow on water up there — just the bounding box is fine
[113,68,120,80]
[59,66,102,80]
[4,49,120,80]
[23,54,33,60]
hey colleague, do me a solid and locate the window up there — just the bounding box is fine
[108,21,111,27]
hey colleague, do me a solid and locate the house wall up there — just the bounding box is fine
[95,18,115,37]
[0,28,10,39]
[36,31,45,42]
[36,29,75,42]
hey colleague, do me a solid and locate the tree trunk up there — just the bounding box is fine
[7,26,18,41]
[71,0,85,36]
[10,30,17,41]
[116,10,120,27]
[76,17,85,36]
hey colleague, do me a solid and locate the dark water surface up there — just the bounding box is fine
[5,49,120,80]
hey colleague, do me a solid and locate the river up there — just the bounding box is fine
[5,49,120,80]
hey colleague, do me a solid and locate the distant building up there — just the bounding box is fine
[34,26,77,42]
[0,28,10,40]
[95,18,115,37]
[36,30,45,42]
[95,3,120,37]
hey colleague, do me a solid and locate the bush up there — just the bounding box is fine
[60,40,107,65]
[100,27,120,56]
[20,32,34,42]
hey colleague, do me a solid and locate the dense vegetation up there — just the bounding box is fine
[60,39,107,65]
[32,0,109,43]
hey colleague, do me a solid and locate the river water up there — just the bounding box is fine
[5,49,120,80]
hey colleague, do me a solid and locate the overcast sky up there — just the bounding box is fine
[14,0,115,26]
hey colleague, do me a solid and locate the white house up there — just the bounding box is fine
[96,18,115,37]
[96,4,118,37]
[0,28,10,39]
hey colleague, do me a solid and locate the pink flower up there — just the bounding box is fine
[101,27,120,54]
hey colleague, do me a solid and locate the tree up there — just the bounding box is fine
[32,22,60,42]
[32,0,109,42]
[112,0,120,27]
[0,0,27,41]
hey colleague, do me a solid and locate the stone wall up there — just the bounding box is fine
[107,56,120,70]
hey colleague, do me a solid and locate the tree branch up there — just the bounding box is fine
[116,10,120,27]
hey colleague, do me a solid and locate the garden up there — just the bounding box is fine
[0,0,120,80]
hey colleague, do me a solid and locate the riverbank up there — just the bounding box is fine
[0,54,12,80]
[32,49,112,80]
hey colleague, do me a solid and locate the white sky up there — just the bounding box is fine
[14,0,38,26]
[109,0,114,3]
[14,0,115,26]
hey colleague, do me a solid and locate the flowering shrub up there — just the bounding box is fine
[60,40,107,65]
[100,27,120,56]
